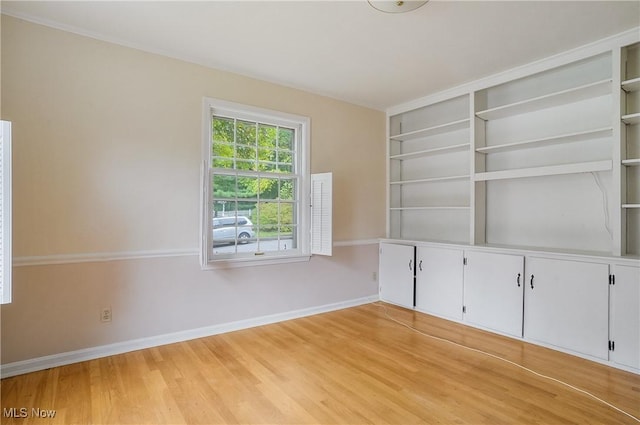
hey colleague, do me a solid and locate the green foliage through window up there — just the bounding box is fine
[210,114,298,245]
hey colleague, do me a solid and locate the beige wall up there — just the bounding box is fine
[1,15,385,365]
[2,15,385,257]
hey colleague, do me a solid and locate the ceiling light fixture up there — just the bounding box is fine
[368,1,429,13]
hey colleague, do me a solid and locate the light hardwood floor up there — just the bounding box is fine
[2,302,639,424]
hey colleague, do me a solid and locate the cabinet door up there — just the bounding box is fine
[415,247,463,321]
[463,251,524,337]
[379,243,415,308]
[524,257,609,360]
[610,265,640,370]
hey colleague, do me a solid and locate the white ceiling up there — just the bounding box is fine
[2,1,639,110]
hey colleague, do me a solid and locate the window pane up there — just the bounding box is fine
[278,224,296,246]
[237,201,257,222]
[279,203,294,225]
[212,174,237,199]
[235,159,254,171]
[278,150,293,173]
[212,117,235,168]
[258,124,277,149]
[278,163,293,173]
[213,157,234,168]
[212,142,234,159]
[258,148,277,172]
[278,127,294,150]
[237,176,259,199]
[212,117,234,143]
[258,177,279,201]
[279,179,295,200]
[236,142,256,170]
[257,147,275,161]
[211,202,258,255]
[236,120,256,145]
[254,202,294,253]
[256,202,279,231]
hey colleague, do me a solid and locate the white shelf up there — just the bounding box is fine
[622,158,640,167]
[390,143,470,160]
[621,77,640,93]
[390,119,469,142]
[390,206,470,211]
[475,127,612,155]
[623,204,640,209]
[390,175,469,185]
[474,160,612,182]
[476,79,612,121]
[622,112,640,125]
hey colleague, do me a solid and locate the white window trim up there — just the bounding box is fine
[200,98,312,269]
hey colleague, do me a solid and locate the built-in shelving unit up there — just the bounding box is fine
[382,30,640,380]
[382,30,640,377]
[474,51,614,253]
[388,94,471,243]
[620,41,640,257]
[386,33,640,258]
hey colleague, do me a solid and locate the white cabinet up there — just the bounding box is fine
[415,246,464,321]
[524,257,610,360]
[462,251,524,337]
[379,243,415,308]
[609,265,640,369]
[378,240,640,373]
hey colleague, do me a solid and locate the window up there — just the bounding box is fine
[0,121,11,304]
[201,98,331,268]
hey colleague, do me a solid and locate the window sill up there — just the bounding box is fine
[201,253,311,270]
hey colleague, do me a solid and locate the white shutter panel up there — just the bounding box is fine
[0,121,12,304]
[310,172,332,256]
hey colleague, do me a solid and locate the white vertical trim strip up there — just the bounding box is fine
[0,121,12,304]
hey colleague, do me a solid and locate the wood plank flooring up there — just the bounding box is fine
[2,302,639,424]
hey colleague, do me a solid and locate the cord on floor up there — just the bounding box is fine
[373,302,640,423]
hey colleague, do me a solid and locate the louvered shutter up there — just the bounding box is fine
[310,172,332,256]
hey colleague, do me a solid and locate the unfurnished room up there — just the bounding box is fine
[0,1,639,424]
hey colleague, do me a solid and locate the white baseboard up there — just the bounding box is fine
[0,295,379,378]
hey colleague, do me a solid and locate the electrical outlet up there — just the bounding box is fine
[101,307,112,323]
[372,271,377,282]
